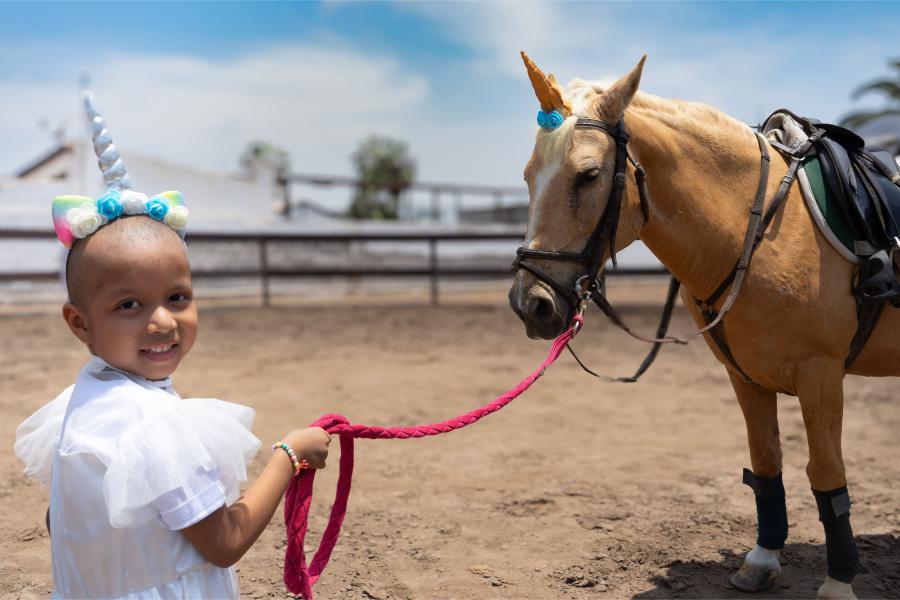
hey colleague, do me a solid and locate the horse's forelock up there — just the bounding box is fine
[534,116,576,166]
[566,77,613,115]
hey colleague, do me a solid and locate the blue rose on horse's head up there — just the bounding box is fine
[537,110,564,131]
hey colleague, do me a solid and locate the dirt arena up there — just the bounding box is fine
[2,283,899,599]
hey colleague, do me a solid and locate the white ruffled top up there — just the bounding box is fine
[14,355,261,599]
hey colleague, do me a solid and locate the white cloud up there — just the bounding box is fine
[401,2,894,125]
[399,2,619,81]
[0,44,428,179]
[1,5,894,215]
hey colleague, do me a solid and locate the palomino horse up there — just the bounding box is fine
[508,53,899,600]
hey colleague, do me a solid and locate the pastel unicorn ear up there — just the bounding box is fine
[146,191,189,235]
[155,191,185,207]
[52,195,95,248]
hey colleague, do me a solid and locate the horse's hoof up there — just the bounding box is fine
[817,576,857,599]
[730,561,779,592]
[730,546,781,593]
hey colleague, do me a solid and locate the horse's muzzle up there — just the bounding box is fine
[508,273,568,340]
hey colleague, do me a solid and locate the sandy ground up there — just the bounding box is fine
[1,285,899,599]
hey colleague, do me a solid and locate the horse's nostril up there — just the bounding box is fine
[527,296,553,322]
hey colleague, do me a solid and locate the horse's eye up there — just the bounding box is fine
[576,168,602,185]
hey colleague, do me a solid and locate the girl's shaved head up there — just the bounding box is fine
[65,216,187,308]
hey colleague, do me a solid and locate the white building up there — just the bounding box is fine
[1,137,288,229]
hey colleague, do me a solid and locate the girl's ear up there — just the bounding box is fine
[62,303,92,345]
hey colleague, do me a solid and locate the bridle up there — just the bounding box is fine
[512,116,684,382]
[512,116,686,381]
[514,117,649,316]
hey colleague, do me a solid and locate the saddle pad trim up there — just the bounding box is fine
[798,160,859,264]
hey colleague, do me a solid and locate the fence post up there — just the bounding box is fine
[259,238,270,307]
[431,189,440,223]
[429,238,439,306]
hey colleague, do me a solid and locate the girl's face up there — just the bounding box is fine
[64,232,198,381]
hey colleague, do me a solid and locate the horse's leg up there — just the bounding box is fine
[727,372,787,593]
[796,360,859,600]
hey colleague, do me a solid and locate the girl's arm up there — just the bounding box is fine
[181,427,330,568]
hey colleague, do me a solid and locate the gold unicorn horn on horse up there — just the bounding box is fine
[520,51,571,116]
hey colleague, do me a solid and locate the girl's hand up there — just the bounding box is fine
[183,426,331,568]
[284,427,331,469]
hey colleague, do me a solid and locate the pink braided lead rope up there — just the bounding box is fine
[282,315,583,598]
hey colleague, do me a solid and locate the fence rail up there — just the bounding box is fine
[0,229,666,305]
[280,172,529,223]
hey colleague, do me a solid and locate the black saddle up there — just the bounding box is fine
[763,109,900,305]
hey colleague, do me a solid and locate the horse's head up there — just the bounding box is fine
[509,53,647,339]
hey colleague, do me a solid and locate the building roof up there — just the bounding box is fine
[15,144,72,178]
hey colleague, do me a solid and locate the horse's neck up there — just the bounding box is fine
[626,107,767,299]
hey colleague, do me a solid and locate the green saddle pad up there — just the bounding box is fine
[802,156,856,252]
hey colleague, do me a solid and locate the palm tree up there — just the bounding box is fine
[840,59,900,130]
[347,135,416,220]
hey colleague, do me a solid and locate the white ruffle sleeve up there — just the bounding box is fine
[14,385,74,485]
[103,398,260,530]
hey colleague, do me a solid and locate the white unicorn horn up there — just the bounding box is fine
[82,91,133,190]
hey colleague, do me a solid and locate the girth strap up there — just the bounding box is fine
[844,300,883,369]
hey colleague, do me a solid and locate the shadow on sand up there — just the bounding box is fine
[632,534,900,599]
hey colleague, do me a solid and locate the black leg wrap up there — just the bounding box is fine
[742,468,788,550]
[812,486,859,584]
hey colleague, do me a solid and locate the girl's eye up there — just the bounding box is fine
[117,300,140,310]
[170,293,192,303]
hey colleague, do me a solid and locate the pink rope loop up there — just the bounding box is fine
[282,322,578,598]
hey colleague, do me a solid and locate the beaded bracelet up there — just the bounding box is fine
[271,442,310,476]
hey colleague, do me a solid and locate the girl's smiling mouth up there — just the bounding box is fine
[141,343,179,361]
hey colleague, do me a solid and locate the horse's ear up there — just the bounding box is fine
[592,55,646,120]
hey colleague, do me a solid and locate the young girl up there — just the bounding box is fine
[14,93,330,599]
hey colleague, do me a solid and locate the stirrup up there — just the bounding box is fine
[854,249,900,306]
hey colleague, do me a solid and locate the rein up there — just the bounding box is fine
[281,316,583,599]
[278,115,806,598]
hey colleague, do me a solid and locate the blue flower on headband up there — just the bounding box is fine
[96,190,124,221]
[145,198,170,222]
[537,110,564,130]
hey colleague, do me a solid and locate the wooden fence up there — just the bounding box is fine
[0,229,666,306]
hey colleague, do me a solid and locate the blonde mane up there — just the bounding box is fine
[533,77,754,170]
[628,90,752,140]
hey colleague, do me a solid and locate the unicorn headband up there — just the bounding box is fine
[51,92,189,248]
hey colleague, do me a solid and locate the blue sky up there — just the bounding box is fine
[1,1,897,188]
